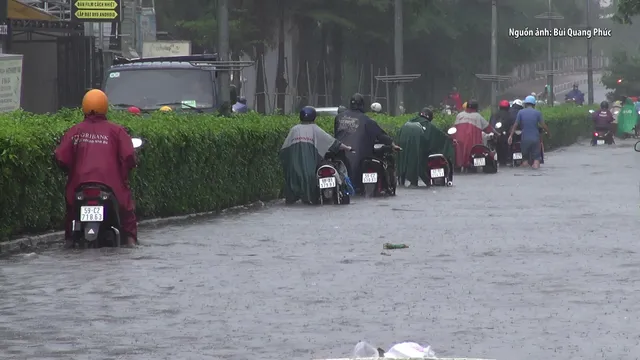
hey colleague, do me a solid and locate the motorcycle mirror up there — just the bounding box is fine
[447,127,457,135]
[635,141,640,152]
[515,130,522,135]
[588,109,594,113]
[495,122,502,129]
[132,138,143,148]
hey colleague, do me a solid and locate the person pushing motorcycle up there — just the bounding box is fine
[508,95,550,169]
[334,93,401,192]
[490,100,513,166]
[55,89,138,247]
[451,99,499,169]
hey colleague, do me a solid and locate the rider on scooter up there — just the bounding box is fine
[565,84,585,105]
[452,99,499,169]
[55,89,138,247]
[592,101,614,137]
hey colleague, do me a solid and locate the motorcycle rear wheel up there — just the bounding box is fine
[363,183,377,198]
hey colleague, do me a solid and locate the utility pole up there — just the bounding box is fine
[393,0,403,116]
[586,0,594,104]
[490,0,498,114]
[217,0,230,106]
[535,2,563,106]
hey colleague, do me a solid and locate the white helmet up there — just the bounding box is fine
[513,99,523,107]
[531,92,537,97]
[371,102,382,113]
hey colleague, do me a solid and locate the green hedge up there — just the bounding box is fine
[0,106,593,241]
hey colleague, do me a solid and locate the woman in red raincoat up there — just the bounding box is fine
[451,99,498,169]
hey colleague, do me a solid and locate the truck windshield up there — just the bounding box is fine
[104,68,215,110]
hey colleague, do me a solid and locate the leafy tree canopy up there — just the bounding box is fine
[601,51,640,96]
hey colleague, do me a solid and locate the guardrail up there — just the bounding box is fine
[503,55,609,90]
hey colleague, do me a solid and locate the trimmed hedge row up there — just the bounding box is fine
[0,106,593,240]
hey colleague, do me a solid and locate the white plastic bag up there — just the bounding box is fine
[384,342,436,358]
[353,341,379,358]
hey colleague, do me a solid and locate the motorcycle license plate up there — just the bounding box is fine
[513,152,523,160]
[80,206,104,222]
[596,139,605,145]
[430,168,445,178]
[318,177,336,189]
[362,172,378,183]
[473,157,486,167]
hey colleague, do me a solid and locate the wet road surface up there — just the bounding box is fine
[1,134,638,360]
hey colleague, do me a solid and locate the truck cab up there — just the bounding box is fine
[103,54,219,113]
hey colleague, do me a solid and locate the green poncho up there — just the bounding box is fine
[396,117,455,185]
[617,97,638,136]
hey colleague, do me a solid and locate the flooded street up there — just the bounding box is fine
[1,136,638,360]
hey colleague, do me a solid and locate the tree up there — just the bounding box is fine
[601,51,640,97]
[613,0,640,23]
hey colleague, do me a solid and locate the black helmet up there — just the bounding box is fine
[419,107,433,121]
[600,101,608,109]
[350,93,365,111]
[466,99,479,110]
[573,83,578,88]
[299,106,317,122]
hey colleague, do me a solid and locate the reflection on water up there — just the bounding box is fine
[0,140,638,360]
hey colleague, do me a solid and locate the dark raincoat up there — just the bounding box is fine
[396,117,455,185]
[279,123,341,203]
[54,114,137,239]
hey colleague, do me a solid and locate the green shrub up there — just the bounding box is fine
[0,105,593,240]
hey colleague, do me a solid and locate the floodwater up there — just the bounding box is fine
[1,136,638,360]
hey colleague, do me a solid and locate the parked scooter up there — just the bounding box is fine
[316,149,355,205]
[447,127,498,173]
[361,144,399,197]
[69,137,144,248]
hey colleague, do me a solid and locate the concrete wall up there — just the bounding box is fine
[10,33,57,114]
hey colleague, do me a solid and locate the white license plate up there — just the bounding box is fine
[596,139,605,145]
[318,177,336,189]
[362,172,378,183]
[430,168,445,178]
[80,206,104,222]
[473,157,486,167]
[513,152,522,160]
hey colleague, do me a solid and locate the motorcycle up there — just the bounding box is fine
[494,122,522,167]
[588,110,615,145]
[69,137,144,248]
[447,127,498,173]
[426,153,453,186]
[361,144,398,197]
[316,149,354,205]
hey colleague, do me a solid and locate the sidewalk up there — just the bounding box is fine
[500,72,601,100]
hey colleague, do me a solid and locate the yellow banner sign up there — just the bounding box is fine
[74,1,118,9]
[74,10,118,19]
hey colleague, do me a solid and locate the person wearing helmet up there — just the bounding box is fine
[370,102,383,114]
[444,87,463,111]
[397,107,455,186]
[616,96,638,138]
[334,93,401,192]
[128,106,141,115]
[232,96,249,113]
[508,95,550,169]
[490,100,513,166]
[159,106,173,112]
[564,84,584,105]
[591,101,614,144]
[280,106,353,204]
[451,99,499,170]
[54,89,138,247]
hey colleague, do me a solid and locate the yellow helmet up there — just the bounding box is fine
[462,102,467,110]
[159,106,172,112]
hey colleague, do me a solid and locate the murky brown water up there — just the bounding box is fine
[1,137,638,360]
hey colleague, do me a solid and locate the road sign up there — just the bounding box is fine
[71,0,121,22]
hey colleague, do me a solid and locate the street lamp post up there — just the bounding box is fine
[535,1,564,107]
[490,0,498,114]
[586,0,594,104]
